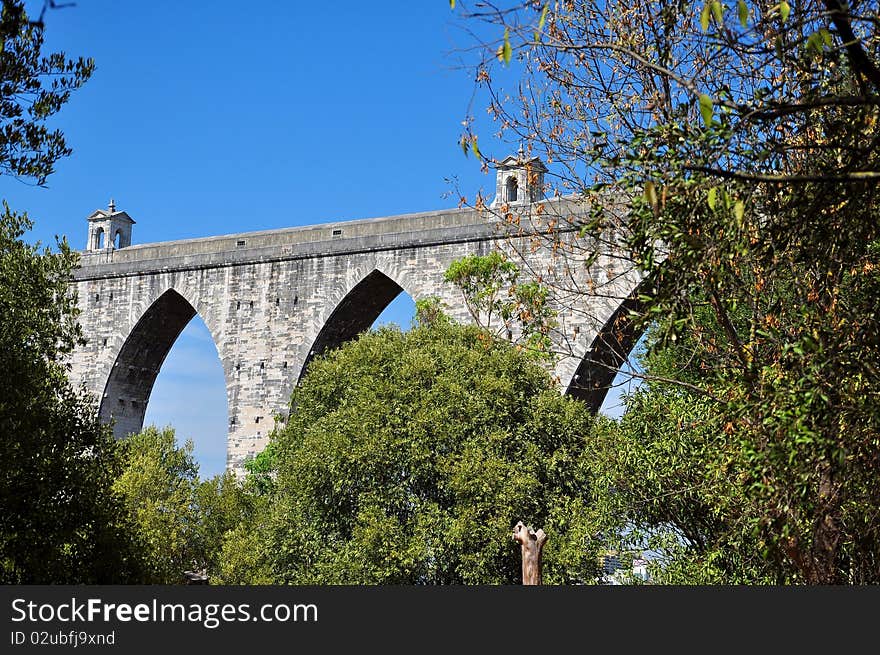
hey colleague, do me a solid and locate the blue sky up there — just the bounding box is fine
[6,1,634,477]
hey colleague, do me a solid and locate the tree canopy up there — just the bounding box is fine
[220,315,601,584]
[0,1,142,583]
[114,426,251,583]
[453,0,880,582]
[0,0,93,185]
[0,207,142,583]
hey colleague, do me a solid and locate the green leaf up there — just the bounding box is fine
[734,200,745,224]
[806,31,823,56]
[806,28,833,57]
[449,0,455,8]
[538,4,549,31]
[737,0,748,27]
[644,181,658,208]
[471,136,481,159]
[708,187,718,210]
[711,1,723,25]
[779,0,790,23]
[502,29,512,65]
[699,93,714,127]
[821,27,832,46]
[496,29,513,65]
[700,3,711,32]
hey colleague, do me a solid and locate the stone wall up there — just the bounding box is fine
[69,203,641,474]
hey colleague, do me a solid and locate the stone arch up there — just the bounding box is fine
[94,227,105,250]
[113,229,122,249]
[98,287,225,439]
[564,284,647,412]
[299,267,408,382]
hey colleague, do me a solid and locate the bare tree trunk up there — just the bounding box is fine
[513,521,547,585]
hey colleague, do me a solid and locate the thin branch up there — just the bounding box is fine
[745,95,880,120]
[532,38,747,113]
[685,166,880,183]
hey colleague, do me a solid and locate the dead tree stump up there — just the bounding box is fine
[513,521,547,585]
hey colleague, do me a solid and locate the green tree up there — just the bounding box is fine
[444,252,557,356]
[114,426,251,583]
[0,0,94,184]
[113,427,200,583]
[453,0,880,583]
[192,470,254,579]
[587,314,790,584]
[0,0,131,584]
[0,207,142,583]
[221,313,600,584]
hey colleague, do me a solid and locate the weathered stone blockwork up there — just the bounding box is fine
[69,201,640,475]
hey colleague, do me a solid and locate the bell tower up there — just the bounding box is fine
[491,147,547,208]
[86,199,135,251]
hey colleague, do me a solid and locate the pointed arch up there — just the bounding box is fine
[564,286,647,412]
[99,288,203,438]
[299,268,404,381]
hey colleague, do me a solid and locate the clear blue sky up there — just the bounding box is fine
[5,1,633,477]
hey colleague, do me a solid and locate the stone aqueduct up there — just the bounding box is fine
[68,158,642,473]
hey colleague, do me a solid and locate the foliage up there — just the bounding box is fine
[0,207,142,583]
[113,427,200,583]
[453,0,880,582]
[0,0,128,584]
[213,468,274,585]
[592,250,880,584]
[587,317,790,583]
[0,0,93,184]
[115,426,252,583]
[241,439,278,496]
[444,252,557,357]
[221,318,601,584]
[192,471,253,579]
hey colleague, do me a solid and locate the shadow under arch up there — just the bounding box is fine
[564,284,649,413]
[99,288,204,439]
[299,269,404,382]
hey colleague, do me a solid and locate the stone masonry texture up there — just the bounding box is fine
[68,201,641,475]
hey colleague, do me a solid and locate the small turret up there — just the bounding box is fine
[86,199,135,251]
[491,147,547,208]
